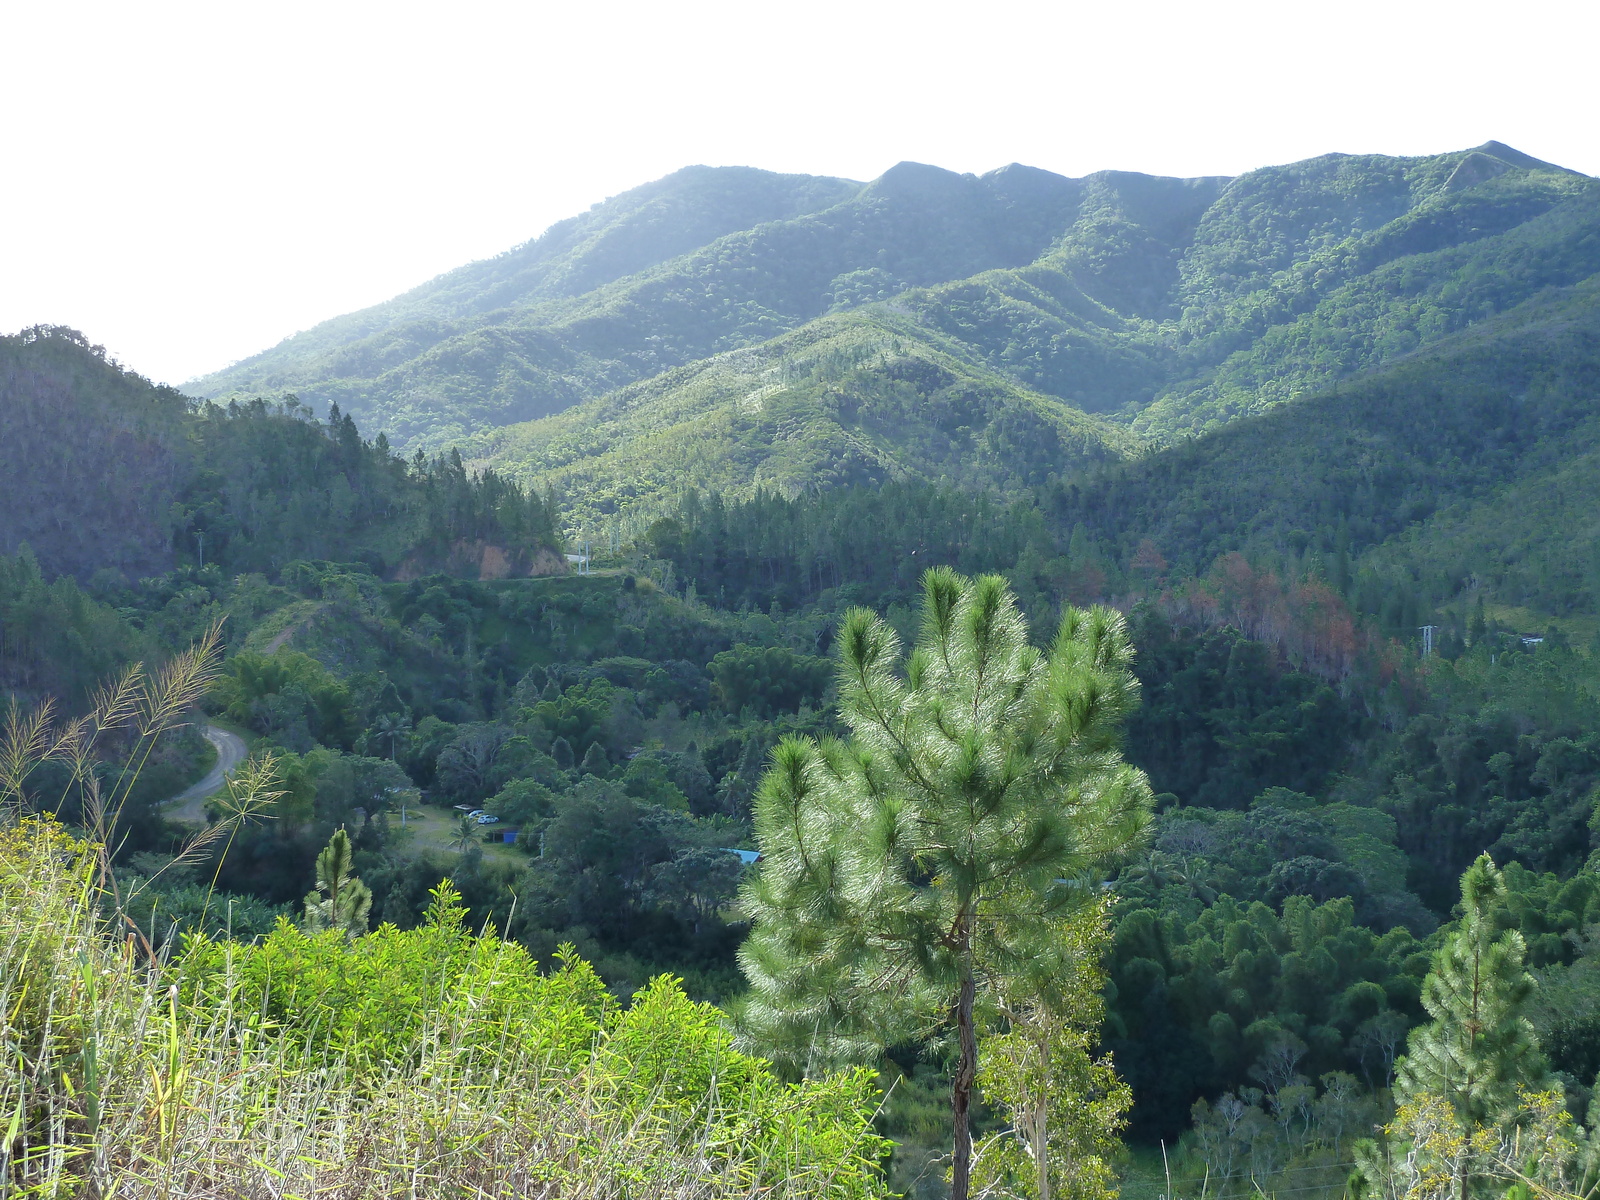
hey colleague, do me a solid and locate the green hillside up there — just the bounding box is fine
[0,327,562,583]
[466,308,1139,529]
[191,143,1592,493]
[19,133,1600,1200]
[192,161,1099,447]
[626,268,1600,657]
[1045,275,1600,580]
[192,166,859,383]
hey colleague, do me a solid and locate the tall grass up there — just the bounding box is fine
[0,637,889,1197]
[0,821,887,1196]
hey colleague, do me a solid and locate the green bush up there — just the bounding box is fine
[2,820,890,1197]
[708,643,831,716]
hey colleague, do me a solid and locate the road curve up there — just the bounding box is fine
[168,725,248,824]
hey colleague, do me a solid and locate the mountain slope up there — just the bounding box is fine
[0,327,562,583]
[191,143,1590,472]
[192,161,1118,447]
[623,273,1600,649]
[192,161,1252,448]
[0,327,190,580]
[1140,161,1599,433]
[881,145,1592,430]
[466,308,1139,528]
[1041,273,1600,600]
[197,166,861,387]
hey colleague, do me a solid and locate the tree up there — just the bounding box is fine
[708,644,832,716]
[1381,854,1549,1200]
[1352,1011,1409,1090]
[972,902,1133,1200]
[649,846,746,936]
[301,829,371,938]
[435,723,514,803]
[580,740,610,777]
[449,815,480,857]
[738,569,1153,1200]
[1397,855,1545,1125]
[373,710,411,759]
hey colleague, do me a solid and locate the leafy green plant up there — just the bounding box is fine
[973,901,1133,1200]
[0,819,893,1196]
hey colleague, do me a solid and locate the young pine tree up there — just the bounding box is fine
[1397,854,1545,1126]
[301,829,372,939]
[1384,854,1549,1200]
[737,569,1152,1200]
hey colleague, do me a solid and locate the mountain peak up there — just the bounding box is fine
[868,161,974,199]
[1470,140,1579,174]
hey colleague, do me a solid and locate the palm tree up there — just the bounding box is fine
[1124,850,1217,903]
[449,815,479,856]
[373,711,411,760]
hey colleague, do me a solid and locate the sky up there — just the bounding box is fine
[2,0,1594,386]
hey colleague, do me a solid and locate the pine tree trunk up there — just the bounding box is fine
[952,929,978,1200]
[1036,1032,1052,1200]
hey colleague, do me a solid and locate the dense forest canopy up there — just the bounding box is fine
[0,325,562,583]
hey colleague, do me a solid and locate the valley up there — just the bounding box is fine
[5,139,1600,1199]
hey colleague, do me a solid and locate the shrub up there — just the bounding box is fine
[0,818,890,1197]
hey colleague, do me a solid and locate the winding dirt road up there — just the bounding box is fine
[167,725,248,824]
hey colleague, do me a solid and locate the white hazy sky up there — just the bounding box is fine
[2,0,1594,386]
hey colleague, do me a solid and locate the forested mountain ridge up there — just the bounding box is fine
[624,268,1600,654]
[1043,274,1600,608]
[459,307,1141,529]
[193,166,861,390]
[0,326,562,584]
[0,326,191,580]
[458,148,1600,531]
[190,142,1589,483]
[191,160,1123,447]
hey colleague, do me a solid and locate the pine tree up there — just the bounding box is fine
[737,569,1153,1200]
[1391,854,1548,1200]
[551,736,575,771]
[301,829,372,939]
[580,741,610,777]
[1398,855,1545,1124]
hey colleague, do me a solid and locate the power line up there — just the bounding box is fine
[1198,1162,1357,1180]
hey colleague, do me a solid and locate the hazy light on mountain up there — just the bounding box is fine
[0,0,1590,385]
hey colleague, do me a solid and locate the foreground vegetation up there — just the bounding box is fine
[1,818,889,1197]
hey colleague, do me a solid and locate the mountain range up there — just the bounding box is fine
[8,137,1600,631]
[188,141,1598,535]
